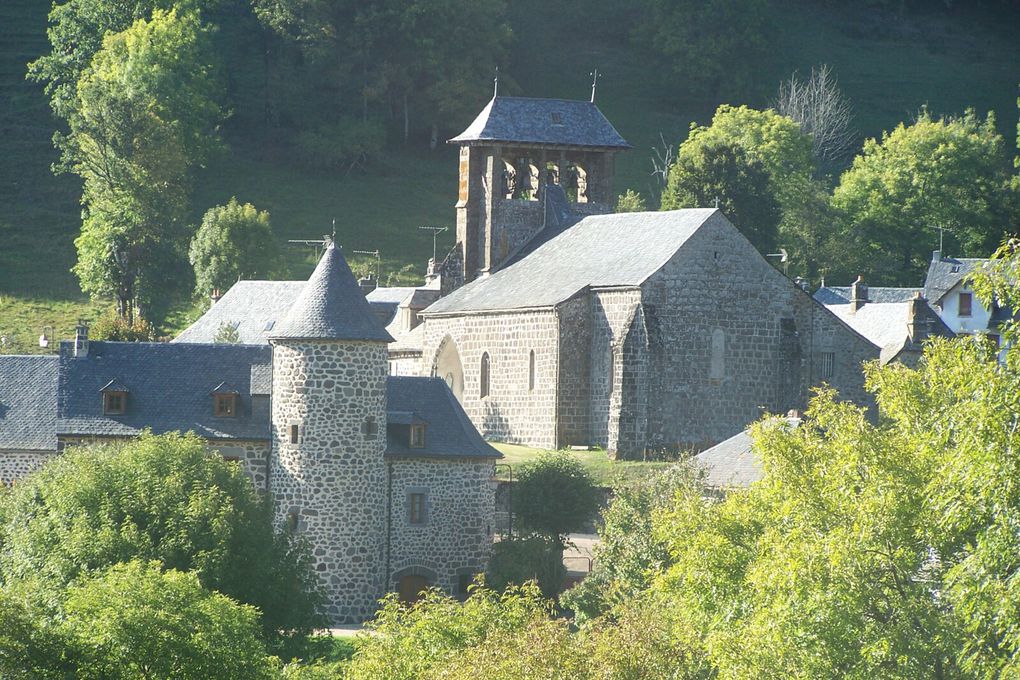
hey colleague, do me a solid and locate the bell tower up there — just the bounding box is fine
[448,95,631,284]
[268,242,393,624]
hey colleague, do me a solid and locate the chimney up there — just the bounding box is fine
[850,275,868,313]
[907,292,930,343]
[358,274,377,295]
[793,276,810,292]
[73,321,89,358]
[932,250,942,264]
[210,287,223,304]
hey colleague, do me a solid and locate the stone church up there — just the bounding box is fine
[0,244,500,624]
[173,94,881,457]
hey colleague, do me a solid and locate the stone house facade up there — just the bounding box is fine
[0,245,500,625]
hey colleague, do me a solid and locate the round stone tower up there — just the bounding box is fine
[268,242,394,623]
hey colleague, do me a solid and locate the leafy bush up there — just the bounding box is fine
[514,452,600,542]
[486,535,567,599]
[0,432,322,641]
[88,309,155,341]
[190,197,282,297]
[294,117,386,171]
[615,189,647,213]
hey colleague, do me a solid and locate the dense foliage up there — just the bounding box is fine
[513,452,600,542]
[832,109,1018,284]
[0,433,321,639]
[62,8,224,323]
[190,197,282,296]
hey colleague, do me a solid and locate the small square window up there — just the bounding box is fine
[213,393,237,417]
[410,424,426,449]
[958,292,973,318]
[103,391,126,415]
[408,492,427,525]
[362,416,378,440]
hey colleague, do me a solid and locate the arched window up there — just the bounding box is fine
[528,350,536,392]
[480,352,491,398]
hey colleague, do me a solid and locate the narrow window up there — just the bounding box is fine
[607,348,615,394]
[958,292,973,317]
[528,350,536,392]
[289,424,300,444]
[479,352,491,398]
[103,391,126,415]
[408,492,427,525]
[213,393,237,417]
[819,352,835,380]
[410,424,426,448]
[710,329,725,381]
[362,416,378,440]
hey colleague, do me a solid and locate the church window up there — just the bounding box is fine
[480,352,491,398]
[819,352,835,380]
[607,348,616,394]
[410,424,426,448]
[408,491,428,525]
[362,416,378,440]
[958,292,973,317]
[103,391,127,415]
[710,329,725,381]
[289,423,300,444]
[528,350,536,392]
[213,393,237,417]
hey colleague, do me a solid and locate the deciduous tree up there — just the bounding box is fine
[190,198,282,296]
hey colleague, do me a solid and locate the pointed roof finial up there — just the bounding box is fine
[493,65,499,98]
[331,218,336,243]
[590,68,599,103]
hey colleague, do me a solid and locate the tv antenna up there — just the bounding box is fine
[418,225,449,262]
[287,221,337,258]
[352,249,381,282]
[766,248,790,276]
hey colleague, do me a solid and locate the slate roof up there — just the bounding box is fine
[0,355,58,451]
[57,341,272,440]
[924,256,989,303]
[385,377,501,459]
[820,297,954,355]
[173,281,305,344]
[693,416,801,490]
[813,286,922,305]
[449,96,631,149]
[423,209,718,315]
[270,244,393,342]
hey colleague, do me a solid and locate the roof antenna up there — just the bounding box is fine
[589,68,599,103]
[493,65,499,98]
[938,224,945,253]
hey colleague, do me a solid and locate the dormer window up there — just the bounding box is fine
[214,393,237,417]
[410,424,426,449]
[103,391,126,415]
[210,382,239,418]
[99,379,129,416]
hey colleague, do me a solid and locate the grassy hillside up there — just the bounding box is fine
[1,0,1018,353]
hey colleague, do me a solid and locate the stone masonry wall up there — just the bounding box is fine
[0,450,53,485]
[641,213,877,452]
[555,295,592,447]
[420,311,560,449]
[589,289,645,453]
[386,457,496,594]
[269,340,389,624]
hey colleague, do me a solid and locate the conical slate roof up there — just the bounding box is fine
[269,243,393,342]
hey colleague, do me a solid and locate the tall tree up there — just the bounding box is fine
[773,64,856,172]
[59,8,224,322]
[832,109,1019,285]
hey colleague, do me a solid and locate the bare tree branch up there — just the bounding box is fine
[774,64,856,169]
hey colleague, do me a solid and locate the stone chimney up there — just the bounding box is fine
[358,274,377,295]
[73,321,89,358]
[210,288,223,304]
[850,275,869,313]
[907,292,930,343]
[932,250,942,264]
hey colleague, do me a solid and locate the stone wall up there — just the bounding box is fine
[420,311,560,449]
[589,289,645,453]
[386,457,496,594]
[555,295,592,447]
[207,440,271,490]
[269,340,389,624]
[0,450,53,485]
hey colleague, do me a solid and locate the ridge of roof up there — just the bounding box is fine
[270,243,393,342]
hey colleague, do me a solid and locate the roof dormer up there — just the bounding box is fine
[211,381,240,417]
[99,379,129,415]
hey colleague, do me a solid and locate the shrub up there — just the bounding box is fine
[486,535,567,599]
[514,452,600,542]
[89,309,155,341]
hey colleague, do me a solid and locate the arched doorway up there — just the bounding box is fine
[433,336,465,403]
[392,565,438,605]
